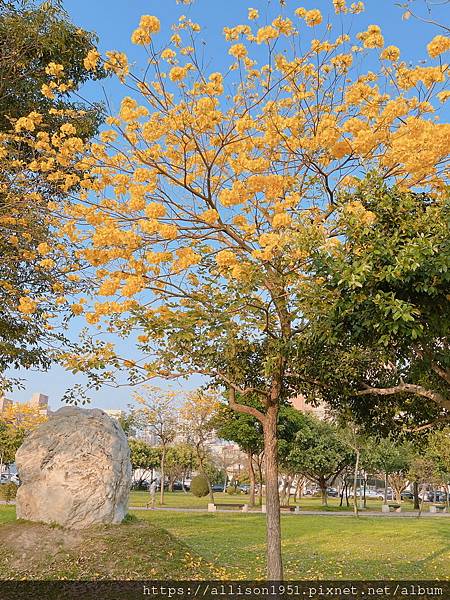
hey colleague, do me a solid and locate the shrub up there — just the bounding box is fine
[0,482,17,502]
[226,485,240,495]
[190,474,209,497]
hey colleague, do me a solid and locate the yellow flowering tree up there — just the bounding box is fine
[0,0,105,386]
[0,401,47,474]
[18,0,450,578]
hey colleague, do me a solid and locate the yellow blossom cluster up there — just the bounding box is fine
[18,296,37,314]
[131,15,161,45]
[357,25,384,49]
[83,49,100,71]
[427,35,450,59]
[296,8,323,27]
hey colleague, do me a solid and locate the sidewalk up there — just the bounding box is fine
[2,500,449,517]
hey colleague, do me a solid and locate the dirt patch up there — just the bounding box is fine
[0,518,219,579]
[0,522,83,574]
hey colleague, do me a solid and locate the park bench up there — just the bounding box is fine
[280,505,296,512]
[209,502,246,512]
[382,503,401,513]
[430,504,447,514]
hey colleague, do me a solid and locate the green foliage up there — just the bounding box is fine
[370,437,414,476]
[190,474,210,498]
[0,421,25,466]
[286,414,353,486]
[214,399,264,456]
[128,439,161,471]
[165,444,198,484]
[302,175,449,431]
[423,427,450,482]
[0,482,17,502]
[0,0,104,135]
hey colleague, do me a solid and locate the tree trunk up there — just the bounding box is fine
[319,478,328,506]
[353,450,360,517]
[257,456,264,506]
[413,481,420,510]
[363,474,367,509]
[418,483,426,518]
[160,447,165,505]
[248,452,256,507]
[263,404,283,580]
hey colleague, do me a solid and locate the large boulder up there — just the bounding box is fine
[15,406,132,529]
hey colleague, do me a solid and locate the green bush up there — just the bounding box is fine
[0,482,17,502]
[226,485,240,495]
[190,474,209,497]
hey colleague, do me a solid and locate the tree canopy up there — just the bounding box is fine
[0,0,104,386]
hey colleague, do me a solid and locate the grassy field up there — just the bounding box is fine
[1,503,449,580]
[129,490,421,512]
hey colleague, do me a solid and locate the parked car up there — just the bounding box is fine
[400,491,415,501]
[239,484,250,494]
[326,487,339,497]
[172,481,190,491]
[348,489,384,500]
[0,474,18,485]
[425,491,448,503]
[212,484,225,492]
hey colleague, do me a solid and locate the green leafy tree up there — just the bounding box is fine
[302,176,449,432]
[371,437,414,502]
[214,398,264,506]
[128,438,161,488]
[165,443,198,491]
[286,414,353,506]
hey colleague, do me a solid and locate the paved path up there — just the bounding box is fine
[2,500,449,517]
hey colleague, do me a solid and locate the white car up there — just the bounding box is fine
[348,489,384,500]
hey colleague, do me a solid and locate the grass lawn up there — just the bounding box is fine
[1,503,449,580]
[134,510,450,579]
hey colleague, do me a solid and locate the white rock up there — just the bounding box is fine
[15,406,132,529]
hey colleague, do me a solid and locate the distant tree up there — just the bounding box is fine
[118,411,137,437]
[180,390,220,502]
[132,386,178,505]
[214,398,264,506]
[0,401,46,474]
[371,437,414,503]
[286,414,353,506]
[128,438,161,488]
[165,443,198,491]
[424,427,450,508]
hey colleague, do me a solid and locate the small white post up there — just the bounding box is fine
[208,503,216,512]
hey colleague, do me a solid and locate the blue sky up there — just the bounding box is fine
[8,0,448,410]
